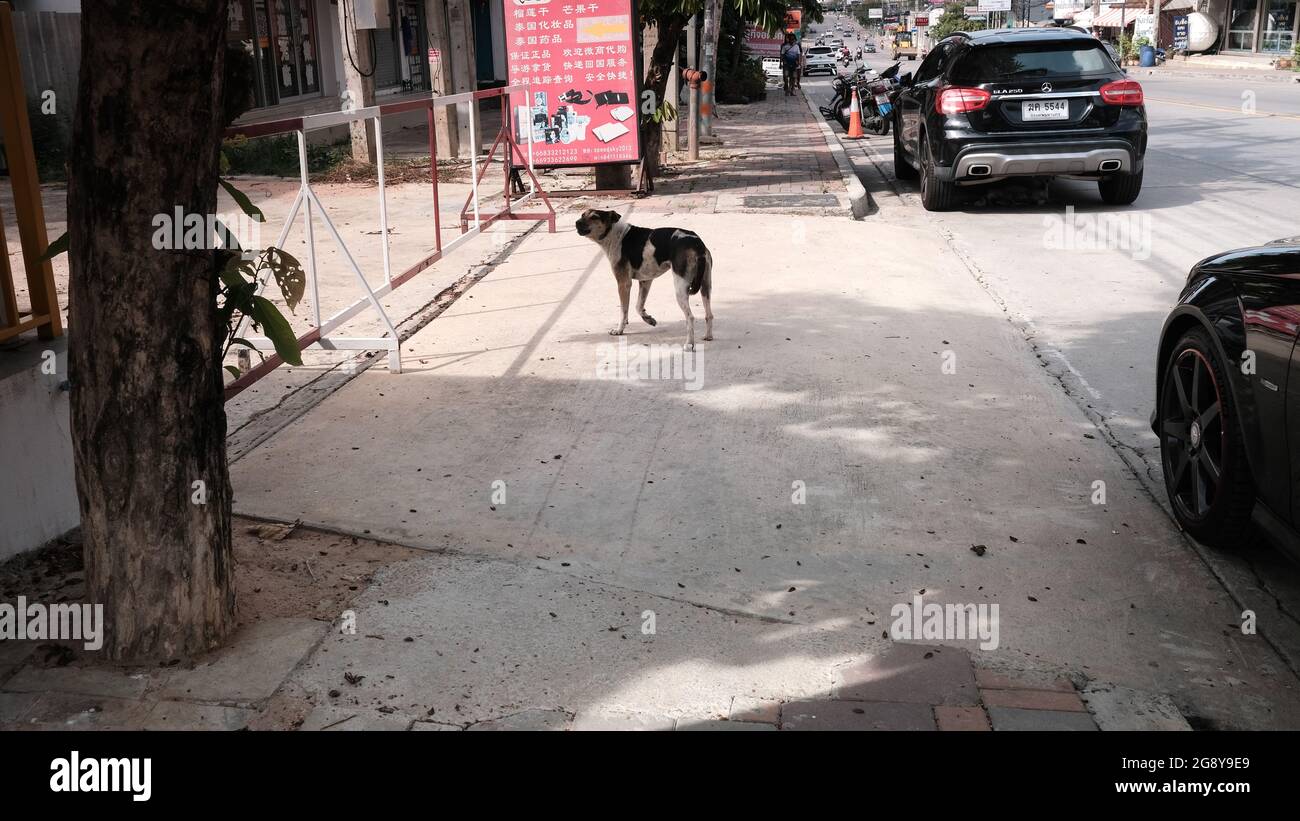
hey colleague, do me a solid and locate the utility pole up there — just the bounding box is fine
[687,13,700,161]
[702,0,721,138]
[669,46,681,152]
[337,0,377,163]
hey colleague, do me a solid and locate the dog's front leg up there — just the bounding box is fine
[636,279,657,326]
[610,272,631,336]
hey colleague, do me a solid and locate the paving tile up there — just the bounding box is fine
[161,617,326,703]
[571,709,676,731]
[834,644,978,706]
[729,696,781,724]
[780,700,936,731]
[466,709,572,731]
[1082,685,1192,731]
[299,705,413,731]
[677,719,777,731]
[934,705,990,731]
[4,665,151,700]
[981,688,1086,712]
[411,720,464,731]
[0,691,43,725]
[974,669,1075,692]
[987,706,1098,731]
[17,693,153,730]
[142,700,257,731]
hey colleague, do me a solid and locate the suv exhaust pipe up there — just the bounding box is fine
[968,164,992,177]
[1098,159,1122,172]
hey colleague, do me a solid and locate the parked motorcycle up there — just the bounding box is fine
[821,62,901,136]
[820,66,869,127]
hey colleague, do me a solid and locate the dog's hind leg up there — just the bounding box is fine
[636,279,657,326]
[673,272,696,351]
[610,272,631,336]
[700,252,713,341]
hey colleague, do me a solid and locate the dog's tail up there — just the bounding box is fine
[688,247,712,298]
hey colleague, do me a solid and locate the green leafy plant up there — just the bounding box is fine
[1117,34,1140,64]
[42,172,306,378]
[217,244,306,377]
[929,3,986,40]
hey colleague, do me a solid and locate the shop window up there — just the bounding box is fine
[1260,0,1297,53]
[1227,0,1258,50]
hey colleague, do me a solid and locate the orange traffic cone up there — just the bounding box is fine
[845,86,865,140]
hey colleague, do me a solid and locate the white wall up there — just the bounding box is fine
[15,1,81,12]
[0,340,79,560]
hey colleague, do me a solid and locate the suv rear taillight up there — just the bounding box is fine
[1099,79,1144,106]
[937,87,991,115]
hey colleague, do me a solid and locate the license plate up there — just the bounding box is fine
[1022,100,1069,121]
[877,101,892,116]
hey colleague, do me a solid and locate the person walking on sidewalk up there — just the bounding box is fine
[780,32,802,96]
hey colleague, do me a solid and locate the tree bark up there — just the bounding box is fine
[67,0,235,660]
[641,15,688,184]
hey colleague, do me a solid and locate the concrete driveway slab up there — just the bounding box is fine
[232,211,1300,729]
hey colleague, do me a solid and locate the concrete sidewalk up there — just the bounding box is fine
[220,208,1300,730]
[6,87,1299,731]
[641,89,851,215]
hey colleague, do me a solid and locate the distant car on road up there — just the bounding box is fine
[1153,236,1300,560]
[866,43,877,53]
[804,46,838,76]
[892,27,1147,211]
[829,38,845,49]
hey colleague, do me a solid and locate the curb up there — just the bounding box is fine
[1132,65,1300,84]
[800,88,871,219]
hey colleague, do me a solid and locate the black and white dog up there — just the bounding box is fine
[575,209,713,350]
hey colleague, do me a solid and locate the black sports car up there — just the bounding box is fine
[1153,237,1300,558]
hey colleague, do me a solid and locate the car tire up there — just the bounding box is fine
[919,138,957,211]
[1157,327,1255,549]
[1098,169,1143,205]
[893,119,918,180]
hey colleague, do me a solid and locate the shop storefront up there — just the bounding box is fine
[226,0,432,113]
[227,0,324,109]
[1225,0,1297,53]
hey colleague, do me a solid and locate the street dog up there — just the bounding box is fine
[575,209,713,350]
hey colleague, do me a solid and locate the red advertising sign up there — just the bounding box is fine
[784,9,802,33]
[745,25,784,58]
[503,0,642,168]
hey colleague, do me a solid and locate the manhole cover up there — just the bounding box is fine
[742,194,840,208]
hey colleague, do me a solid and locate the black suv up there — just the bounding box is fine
[892,28,1147,211]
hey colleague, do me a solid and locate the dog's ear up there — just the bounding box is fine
[609,212,621,223]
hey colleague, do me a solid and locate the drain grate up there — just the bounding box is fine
[742,194,841,208]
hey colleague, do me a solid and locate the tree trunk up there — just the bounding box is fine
[67,0,235,660]
[641,15,688,185]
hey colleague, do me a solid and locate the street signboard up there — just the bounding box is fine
[963,5,979,13]
[1173,15,1189,49]
[745,24,784,57]
[978,0,1011,10]
[784,9,802,32]
[916,15,929,26]
[869,8,883,18]
[503,0,642,168]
